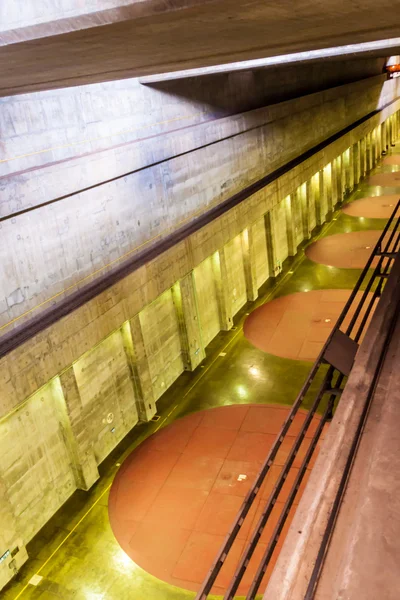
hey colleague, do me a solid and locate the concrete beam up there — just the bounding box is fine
[0,1,400,96]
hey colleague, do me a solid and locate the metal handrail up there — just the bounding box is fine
[196,198,400,600]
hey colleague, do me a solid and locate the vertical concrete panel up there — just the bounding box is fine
[139,290,184,401]
[348,145,355,191]
[73,330,139,463]
[292,189,305,249]
[55,372,99,490]
[315,171,323,227]
[353,142,361,185]
[270,201,289,272]
[382,121,388,152]
[307,178,317,232]
[223,235,247,317]
[121,320,156,421]
[342,149,351,196]
[212,250,233,331]
[323,163,333,215]
[0,381,76,542]
[284,194,296,257]
[193,257,221,347]
[241,228,258,302]
[252,217,270,289]
[172,275,206,371]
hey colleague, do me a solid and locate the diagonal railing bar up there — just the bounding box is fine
[246,394,337,600]
[223,367,335,600]
[196,199,400,600]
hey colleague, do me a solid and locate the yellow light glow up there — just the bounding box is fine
[237,385,248,399]
[249,366,260,377]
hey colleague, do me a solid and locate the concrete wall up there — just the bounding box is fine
[193,257,221,347]
[140,289,184,401]
[0,73,398,332]
[0,379,76,542]
[73,329,139,464]
[0,74,400,589]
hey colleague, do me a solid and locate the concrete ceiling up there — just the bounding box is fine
[1,0,400,97]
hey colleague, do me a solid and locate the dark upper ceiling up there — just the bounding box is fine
[1,0,400,97]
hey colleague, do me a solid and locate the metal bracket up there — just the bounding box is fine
[323,330,359,377]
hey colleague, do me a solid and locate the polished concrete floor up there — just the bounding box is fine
[108,405,324,596]
[243,289,374,360]
[3,144,400,600]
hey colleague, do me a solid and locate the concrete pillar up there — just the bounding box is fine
[382,121,388,152]
[314,171,323,227]
[390,116,396,146]
[121,319,156,420]
[360,138,367,177]
[304,177,316,234]
[372,129,378,165]
[264,211,278,277]
[340,152,347,198]
[241,227,258,301]
[323,163,334,214]
[331,159,339,207]
[304,181,313,238]
[368,132,374,170]
[0,477,28,589]
[56,370,100,490]
[284,194,296,257]
[353,141,361,185]
[376,127,382,158]
[172,274,206,371]
[348,146,355,192]
[212,249,233,330]
[393,114,399,142]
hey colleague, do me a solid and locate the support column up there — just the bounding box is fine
[172,274,206,371]
[365,134,370,172]
[360,138,367,177]
[304,181,313,238]
[376,127,382,158]
[372,129,378,165]
[315,171,323,227]
[264,211,278,277]
[241,227,258,301]
[382,121,388,152]
[353,141,361,185]
[324,163,334,214]
[57,369,100,490]
[284,194,297,257]
[212,249,233,330]
[340,153,347,198]
[297,182,310,240]
[121,319,156,421]
[367,133,374,170]
[331,159,339,208]
[348,146,354,192]
[0,477,28,589]
[390,116,396,146]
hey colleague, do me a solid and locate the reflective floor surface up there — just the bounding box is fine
[3,143,400,600]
